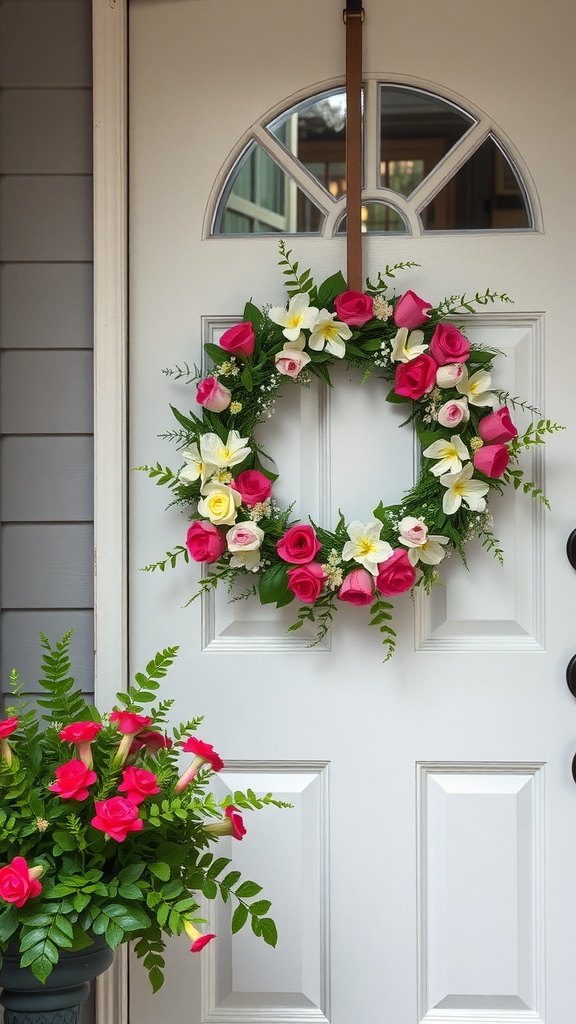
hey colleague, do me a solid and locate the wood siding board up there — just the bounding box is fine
[0,264,94,350]
[1,524,94,608]
[0,176,93,261]
[0,89,93,174]
[1,608,94,693]
[1,436,94,521]
[0,1,92,88]
[0,350,94,434]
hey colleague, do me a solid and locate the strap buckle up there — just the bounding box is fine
[343,7,365,23]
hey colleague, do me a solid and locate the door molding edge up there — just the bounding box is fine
[93,1,128,1021]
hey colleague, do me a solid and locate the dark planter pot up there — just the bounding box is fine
[0,936,115,1024]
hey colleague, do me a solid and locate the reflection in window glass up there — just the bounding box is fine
[380,86,474,197]
[337,203,408,234]
[268,89,349,200]
[421,135,532,230]
[215,142,323,234]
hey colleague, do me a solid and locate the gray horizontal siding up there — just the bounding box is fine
[0,264,93,349]
[1,436,94,521]
[1,350,93,433]
[0,1,92,88]
[0,89,92,174]
[0,176,93,261]
[1,609,94,693]
[2,524,94,608]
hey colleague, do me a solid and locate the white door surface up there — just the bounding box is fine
[128,2,576,1021]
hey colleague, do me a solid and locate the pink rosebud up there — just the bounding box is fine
[287,562,328,603]
[191,933,216,952]
[478,407,518,444]
[394,354,437,400]
[118,766,160,805]
[59,722,102,744]
[186,521,227,563]
[0,718,18,740]
[129,730,173,758]
[91,796,143,842]
[110,711,153,736]
[436,363,465,388]
[49,758,97,801]
[175,738,224,794]
[375,549,417,597]
[276,524,321,564]
[0,857,43,907]
[196,376,232,413]
[275,346,311,378]
[398,517,428,547]
[230,470,272,507]
[219,322,255,358]
[337,568,374,606]
[428,323,470,365]
[334,290,374,326]
[393,290,432,329]
[203,805,246,841]
[437,398,470,428]
[473,443,510,478]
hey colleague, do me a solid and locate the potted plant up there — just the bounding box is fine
[0,632,283,1021]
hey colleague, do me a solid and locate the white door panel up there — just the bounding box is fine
[128,1,576,1021]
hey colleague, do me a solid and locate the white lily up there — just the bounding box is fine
[390,328,428,363]
[406,535,450,566]
[423,435,470,476]
[456,366,496,407]
[179,444,216,486]
[268,293,319,342]
[308,309,352,359]
[440,463,490,515]
[199,430,251,469]
[342,520,393,576]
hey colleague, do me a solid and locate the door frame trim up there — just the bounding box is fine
[93,0,128,1020]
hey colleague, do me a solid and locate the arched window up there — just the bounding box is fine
[210,81,536,237]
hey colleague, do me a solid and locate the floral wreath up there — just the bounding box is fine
[141,242,561,657]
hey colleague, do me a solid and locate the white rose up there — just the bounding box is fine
[436,363,465,388]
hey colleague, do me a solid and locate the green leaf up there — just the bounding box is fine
[0,907,18,943]
[385,388,410,404]
[251,915,262,937]
[149,966,164,992]
[104,904,151,931]
[231,903,248,933]
[221,871,241,889]
[316,270,347,309]
[118,863,146,883]
[249,900,272,916]
[150,862,171,882]
[241,366,253,392]
[207,857,231,880]
[258,564,290,606]
[235,881,263,899]
[105,920,125,949]
[261,918,278,947]
[52,830,77,852]
[118,883,145,901]
[203,343,230,367]
[243,301,264,330]
[201,878,218,900]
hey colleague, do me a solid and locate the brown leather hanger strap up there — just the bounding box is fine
[344,2,364,292]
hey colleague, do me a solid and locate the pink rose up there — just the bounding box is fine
[190,933,216,953]
[49,758,97,801]
[334,290,374,326]
[287,562,328,603]
[59,721,102,744]
[0,857,43,907]
[110,711,152,736]
[0,718,18,739]
[196,376,231,413]
[275,346,311,378]
[437,398,470,428]
[375,549,417,596]
[478,407,518,444]
[118,766,160,805]
[473,443,510,478]
[277,524,321,564]
[428,324,470,365]
[398,517,428,547]
[186,520,227,563]
[219,322,255,358]
[91,796,143,842]
[393,290,432,329]
[436,363,465,388]
[394,354,437,400]
[337,568,374,606]
[231,470,272,506]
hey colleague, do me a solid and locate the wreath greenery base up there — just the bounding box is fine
[140,243,561,658]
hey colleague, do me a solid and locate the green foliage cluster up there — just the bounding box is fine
[139,245,562,657]
[0,633,283,987]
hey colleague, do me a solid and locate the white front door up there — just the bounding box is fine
[128,1,576,1021]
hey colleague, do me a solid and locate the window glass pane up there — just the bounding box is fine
[380,85,474,196]
[337,203,408,234]
[421,135,532,230]
[268,89,353,198]
[214,141,324,235]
